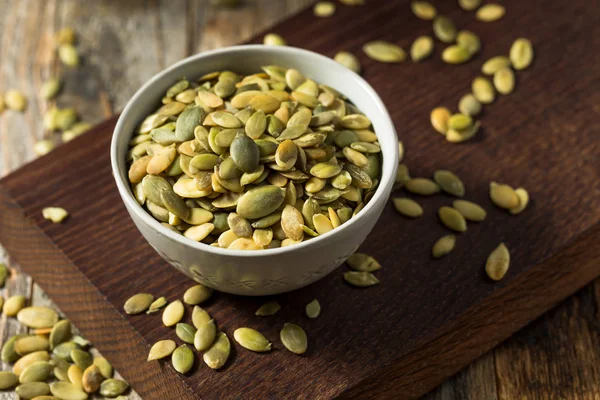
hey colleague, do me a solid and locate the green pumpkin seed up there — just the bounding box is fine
[264,33,286,46]
[343,271,379,287]
[212,111,242,128]
[458,0,481,11]
[253,228,273,247]
[234,328,271,352]
[430,107,451,134]
[123,293,154,315]
[194,319,217,351]
[160,190,190,220]
[236,186,286,219]
[14,336,49,356]
[40,78,62,100]
[166,79,190,98]
[82,364,103,393]
[17,382,51,399]
[275,140,298,170]
[482,56,511,75]
[71,349,92,371]
[476,3,505,22]
[341,114,371,130]
[334,51,361,73]
[148,340,177,361]
[446,121,481,143]
[214,79,237,99]
[405,178,440,195]
[4,336,31,365]
[4,295,27,316]
[490,182,519,209]
[19,361,53,384]
[52,342,80,362]
[176,323,197,344]
[432,235,456,258]
[433,170,465,197]
[230,133,260,173]
[281,205,304,241]
[17,307,58,329]
[183,284,213,305]
[458,94,482,116]
[146,296,168,314]
[410,36,434,62]
[280,323,308,355]
[442,45,472,64]
[305,299,321,319]
[58,44,79,67]
[99,379,129,397]
[509,188,529,215]
[494,67,515,95]
[255,301,281,316]
[245,110,267,139]
[392,197,423,218]
[162,300,184,327]
[203,332,230,369]
[0,262,8,287]
[172,345,194,374]
[68,364,83,389]
[486,243,510,280]
[175,106,204,142]
[510,38,534,70]
[452,200,487,222]
[345,164,373,189]
[49,320,71,350]
[438,206,467,232]
[394,164,411,188]
[363,41,406,63]
[93,356,113,379]
[347,253,382,272]
[51,381,88,400]
[472,77,495,104]
[433,16,457,43]
[411,1,436,20]
[0,371,18,389]
[314,1,336,17]
[456,30,481,55]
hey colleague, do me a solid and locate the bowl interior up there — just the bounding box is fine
[112,45,398,256]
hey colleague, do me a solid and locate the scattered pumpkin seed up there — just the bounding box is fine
[510,38,534,70]
[456,30,481,55]
[446,121,481,143]
[334,51,361,73]
[42,207,69,223]
[442,45,472,64]
[363,41,406,63]
[458,94,482,116]
[344,271,380,287]
[405,178,440,195]
[347,253,382,272]
[146,296,168,314]
[203,332,230,369]
[58,44,79,67]
[430,107,451,134]
[40,78,62,100]
[472,77,495,104]
[264,33,286,46]
[486,243,510,280]
[489,182,519,209]
[305,299,321,319]
[233,328,271,352]
[452,200,487,222]
[93,356,113,379]
[411,36,434,62]
[438,206,467,232]
[432,234,456,258]
[280,323,308,355]
[34,140,55,156]
[148,340,176,362]
[194,319,217,351]
[411,1,437,20]
[55,27,76,45]
[433,170,465,197]
[482,56,511,75]
[176,323,198,344]
[183,284,213,305]
[314,1,335,17]
[162,300,185,327]
[476,3,505,22]
[433,16,457,43]
[123,293,154,314]
[392,197,423,218]
[191,306,211,328]
[509,188,529,215]
[494,67,515,95]
[5,89,28,111]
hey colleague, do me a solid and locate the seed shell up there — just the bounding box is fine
[280,323,308,355]
[486,243,510,280]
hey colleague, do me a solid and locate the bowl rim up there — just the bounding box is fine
[111,44,398,258]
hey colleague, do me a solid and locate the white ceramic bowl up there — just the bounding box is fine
[111,45,398,296]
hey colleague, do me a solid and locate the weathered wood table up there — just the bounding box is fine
[0,1,599,399]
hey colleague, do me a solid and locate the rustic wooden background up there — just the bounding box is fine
[0,1,598,399]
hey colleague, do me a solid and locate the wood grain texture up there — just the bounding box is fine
[0,0,599,399]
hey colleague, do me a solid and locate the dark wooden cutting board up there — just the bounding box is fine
[0,0,598,398]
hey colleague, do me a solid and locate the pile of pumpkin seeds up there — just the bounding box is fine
[0,283,129,399]
[126,66,382,250]
[127,283,312,373]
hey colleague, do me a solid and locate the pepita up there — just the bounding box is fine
[452,200,487,222]
[438,206,467,232]
[485,243,510,280]
[343,271,380,287]
[392,198,423,218]
[183,284,213,305]
[280,323,308,355]
[363,41,406,63]
[162,300,185,327]
[476,4,505,22]
[233,328,271,352]
[432,235,456,258]
[305,299,321,319]
[148,340,176,361]
[510,38,534,70]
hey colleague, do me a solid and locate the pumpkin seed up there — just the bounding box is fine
[71,349,93,371]
[42,207,69,223]
[363,41,406,63]
[411,1,436,20]
[313,214,333,235]
[50,381,87,399]
[456,30,481,55]
[433,170,465,197]
[0,263,8,287]
[194,319,217,351]
[245,110,267,139]
[4,295,27,316]
[442,45,472,64]
[446,121,481,143]
[305,299,321,318]
[148,340,176,361]
[34,140,55,156]
[433,16,457,43]
[405,178,440,195]
[494,67,515,95]
[16,382,50,399]
[314,1,336,17]
[482,56,511,75]
[472,77,495,104]
[123,293,154,314]
[68,364,84,389]
[410,36,434,62]
[17,307,58,329]
[458,0,481,11]
[509,188,529,215]
[432,235,456,259]
[486,243,510,280]
[0,371,18,389]
[281,205,304,241]
[490,182,519,209]
[183,284,213,305]
[430,107,451,134]
[166,80,190,98]
[343,271,380,287]
[264,33,286,46]
[280,323,308,355]
[99,379,129,397]
[49,320,71,350]
[184,223,214,241]
[93,356,113,379]
[146,296,168,314]
[40,78,62,100]
[82,364,103,393]
[52,342,80,362]
[162,300,185,327]
[58,44,79,67]
[334,51,361,73]
[347,253,382,272]
[458,94,482,116]
[20,361,53,384]
[203,332,230,369]
[510,38,534,70]
[233,328,271,352]
[452,200,487,222]
[392,197,423,218]
[175,106,204,142]
[176,323,197,344]
[476,4,505,22]
[236,186,286,219]
[55,27,76,45]
[255,301,281,316]
[438,206,467,232]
